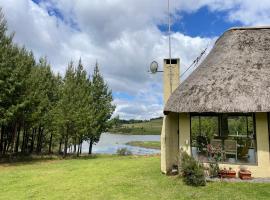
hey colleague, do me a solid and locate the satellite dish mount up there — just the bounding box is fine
[149,61,163,74]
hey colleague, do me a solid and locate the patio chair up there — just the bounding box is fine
[224,140,237,160]
[239,140,251,159]
[210,139,222,149]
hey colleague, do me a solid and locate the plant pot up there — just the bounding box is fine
[226,170,236,178]
[239,170,252,180]
[218,170,227,178]
[218,169,236,178]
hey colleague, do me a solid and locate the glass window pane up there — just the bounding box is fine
[191,116,219,163]
[228,116,247,136]
[191,114,257,165]
[226,115,256,164]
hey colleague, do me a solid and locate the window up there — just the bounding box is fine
[191,114,257,164]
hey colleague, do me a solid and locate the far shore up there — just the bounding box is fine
[110,131,160,135]
[126,141,160,149]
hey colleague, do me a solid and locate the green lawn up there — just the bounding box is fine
[126,141,160,149]
[0,155,269,200]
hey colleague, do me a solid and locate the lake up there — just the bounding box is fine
[80,133,160,155]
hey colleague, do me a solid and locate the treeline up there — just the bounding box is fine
[0,10,115,157]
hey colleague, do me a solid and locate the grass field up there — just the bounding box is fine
[126,141,161,149]
[110,118,162,135]
[0,155,270,200]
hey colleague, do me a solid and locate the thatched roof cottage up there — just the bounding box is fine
[161,27,270,178]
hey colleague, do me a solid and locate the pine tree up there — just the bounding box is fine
[0,9,35,155]
[87,62,115,154]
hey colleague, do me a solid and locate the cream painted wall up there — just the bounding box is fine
[161,113,179,174]
[179,113,191,155]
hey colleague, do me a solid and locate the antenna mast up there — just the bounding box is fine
[168,0,172,94]
[168,0,171,61]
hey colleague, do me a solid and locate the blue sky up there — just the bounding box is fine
[171,6,242,37]
[158,5,243,38]
[1,0,270,119]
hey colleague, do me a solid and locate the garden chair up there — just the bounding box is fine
[224,140,237,160]
[210,139,222,149]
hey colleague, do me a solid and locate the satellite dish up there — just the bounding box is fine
[150,61,159,74]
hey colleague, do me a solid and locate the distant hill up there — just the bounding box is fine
[109,117,163,135]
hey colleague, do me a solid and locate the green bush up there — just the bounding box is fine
[180,152,206,186]
[116,148,132,156]
[209,162,219,178]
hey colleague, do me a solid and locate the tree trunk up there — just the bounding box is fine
[10,122,18,153]
[3,133,7,156]
[40,128,44,153]
[30,128,36,153]
[64,126,69,157]
[15,125,21,153]
[76,138,80,157]
[0,125,4,155]
[73,143,76,153]
[73,137,77,153]
[21,127,26,153]
[3,135,7,156]
[5,126,12,154]
[49,133,53,154]
[79,138,82,155]
[25,129,29,154]
[58,139,62,154]
[36,125,43,154]
[64,136,68,156]
[88,139,93,154]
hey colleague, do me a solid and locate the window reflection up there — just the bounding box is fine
[191,114,257,164]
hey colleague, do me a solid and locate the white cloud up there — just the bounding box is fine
[204,0,270,25]
[1,0,269,119]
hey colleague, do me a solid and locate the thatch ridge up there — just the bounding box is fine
[164,27,270,113]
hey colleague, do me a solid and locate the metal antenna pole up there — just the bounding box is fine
[168,0,171,61]
[168,0,172,94]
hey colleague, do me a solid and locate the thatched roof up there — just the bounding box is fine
[164,27,270,114]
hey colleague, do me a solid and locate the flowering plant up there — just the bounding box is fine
[207,144,223,162]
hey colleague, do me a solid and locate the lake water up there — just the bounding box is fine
[80,133,160,155]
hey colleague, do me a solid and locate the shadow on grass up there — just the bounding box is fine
[0,153,99,167]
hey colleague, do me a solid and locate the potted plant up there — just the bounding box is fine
[218,168,227,178]
[227,167,236,178]
[207,144,224,162]
[218,167,236,178]
[239,166,252,180]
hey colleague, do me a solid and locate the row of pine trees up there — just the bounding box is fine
[0,10,115,157]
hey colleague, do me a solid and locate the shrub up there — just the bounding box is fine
[180,152,206,186]
[116,148,132,156]
[209,162,219,178]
